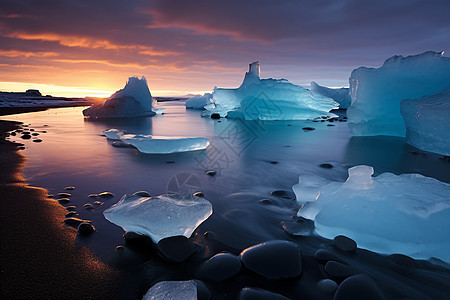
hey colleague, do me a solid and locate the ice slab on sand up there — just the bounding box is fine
[104,194,213,243]
[310,81,351,109]
[203,61,338,120]
[296,165,450,262]
[347,51,450,137]
[120,134,209,154]
[143,280,197,300]
[401,88,450,156]
[185,93,213,109]
[83,76,155,118]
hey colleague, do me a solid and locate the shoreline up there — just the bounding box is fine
[0,120,122,299]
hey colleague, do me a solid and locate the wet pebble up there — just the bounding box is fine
[324,261,357,279]
[65,211,77,218]
[64,217,84,226]
[239,240,302,279]
[302,127,315,131]
[210,113,221,119]
[193,191,204,197]
[10,132,16,136]
[319,163,333,169]
[21,134,31,139]
[78,222,95,235]
[327,124,335,127]
[32,133,39,136]
[334,274,387,300]
[165,161,175,164]
[88,193,98,198]
[333,235,357,253]
[238,287,290,300]
[199,252,241,281]
[194,280,211,300]
[93,201,103,206]
[83,203,93,209]
[259,199,273,205]
[58,198,70,204]
[133,191,150,197]
[269,161,278,164]
[270,190,295,200]
[32,139,42,143]
[66,206,77,211]
[157,236,198,263]
[58,192,72,198]
[205,170,216,176]
[98,191,114,198]
[17,146,25,150]
[314,249,341,263]
[65,186,75,190]
[317,279,338,294]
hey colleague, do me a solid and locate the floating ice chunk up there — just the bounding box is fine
[296,165,450,262]
[103,129,126,140]
[347,51,450,137]
[185,93,213,109]
[292,174,332,204]
[83,76,155,118]
[143,280,197,300]
[120,134,209,154]
[401,88,450,156]
[152,107,165,115]
[104,194,213,243]
[203,62,338,120]
[310,81,351,109]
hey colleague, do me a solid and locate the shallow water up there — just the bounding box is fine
[5,101,450,298]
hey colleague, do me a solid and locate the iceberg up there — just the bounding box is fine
[185,93,213,109]
[120,134,209,154]
[401,88,450,156]
[203,61,338,120]
[296,165,450,262]
[347,51,450,137]
[103,129,126,140]
[143,280,197,300]
[310,81,351,109]
[83,76,156,118]
[104,194,213,243]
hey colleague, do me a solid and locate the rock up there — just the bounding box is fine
[319,163,333,169]
[281,220,313,236]
[259,199,273,205]
[83,203,93,209]
[32,139,42,143]
[239,240,302,279]
[314,249,341,263]
[78,222,95,235]
[58,198,70,204]
[205,170,216,176]
[58,192,72,198]
[88,194,98,198]
[112,140,133,148]
[193,280,211,300]
[210,113,221,119]
[270,190,295,200]
[302,127,315,131]
[324,261,357,279]
[31,133,39,136]
[333,235,357,253]
[21,134,32,139]
[66,206,77,211]
[317,279,338,294]
[193,191,204,197]
[165,161,175,163]
[327,124,335,127]
[238,287,290,300]
[93,201,103,205]
[269,161,278,164]
[98,191,114,198]
[157,236,198,263]
[199,252,241,281]
[64,217,84,226]
[65,186,75,190]
[133,191,151,197]
[65,211,77,218]
[334,274,387,300]
[10,132,16,136]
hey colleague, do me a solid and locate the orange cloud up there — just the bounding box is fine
[0,50,58,58]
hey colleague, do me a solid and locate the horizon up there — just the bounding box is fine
[1,0,449,98]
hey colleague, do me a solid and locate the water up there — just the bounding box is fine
[5,101,450,297]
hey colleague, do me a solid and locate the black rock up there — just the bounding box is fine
[317,279,338,294]
[314,249,341,263]
[203,231,215,240]
[238,287,290,300]
[269,161,278,164]
[157,236,197,263]
[88,194,98,198]
[133,191,151,197]
[66,206,77,211]
[334,274,387,300]
[65,211,77,218]
[64,217,84,226]
[83,203,93,209]
[10,132,16,136]
[165,161,175,163]
[65,186,75,190]
[32,139,42,143]
[112,140,133,148]
[324,261,357,279]
[333,235,357,253]
[302,127,315,131]
[98,191,114,198]
[21,134,32,139]
[31,133,39,136]
[193,280,211,300]
[259,199,273,205]
[93,201,103,205]
[319,163,333,169]
[78,222,95,235]
[58,192,72,198]
[439,155,450,162]
[270,190,295,200]
[210,113,221,119]
[205,170,216,176]
[239,240,302,279]
[58,198,70,204]
[327,124,335,127]
[199,252,241,281]
[193,191,204,197]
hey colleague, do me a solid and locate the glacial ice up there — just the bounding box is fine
[185,93,213,109]
[103,129,126,140]
[203,61,338,120]
[104,194,213,243]
[401,88,450,156]
[83,76,155,118]
[347,51,450,137]
[120,134,209,154]
[310,81,351,109]
[143,280,197,300]
[296,165,450,262]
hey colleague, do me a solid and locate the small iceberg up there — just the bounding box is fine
[185,93,213,109]
[104,194,213,243]
[83,76,156,118]
[103,129,126,140]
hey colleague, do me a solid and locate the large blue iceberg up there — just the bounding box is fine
[83,76,156,118]
[202,62,338,120]
[347,51,450,137]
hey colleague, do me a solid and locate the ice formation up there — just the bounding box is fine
[142,280,197,300]
[202,62,338,120]
[295,165,450,262]
[185,93,213,109]
[310,81,351,109]
[103,129,126,140]
[347,51,450,137]
[83,76,155,118]
[120,134,209,154]
[401,88,450,156]
[104,194,213,243]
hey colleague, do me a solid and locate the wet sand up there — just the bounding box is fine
[0,120,122,299]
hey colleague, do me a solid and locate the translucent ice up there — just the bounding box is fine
[103,129,126,140]
[120,134,209,154]
[347,51,450,137]
[185,93,213,109]
[296,165,450,262]
[310,81,351,109]
[104,194,213,243]
[203,62,338,120]
[142,280,197,300]
[83,76,155,118]
[401,88,450,156]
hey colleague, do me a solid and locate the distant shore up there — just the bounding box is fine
[0,120,122,299]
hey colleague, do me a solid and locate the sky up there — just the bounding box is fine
[0,0,449,97]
